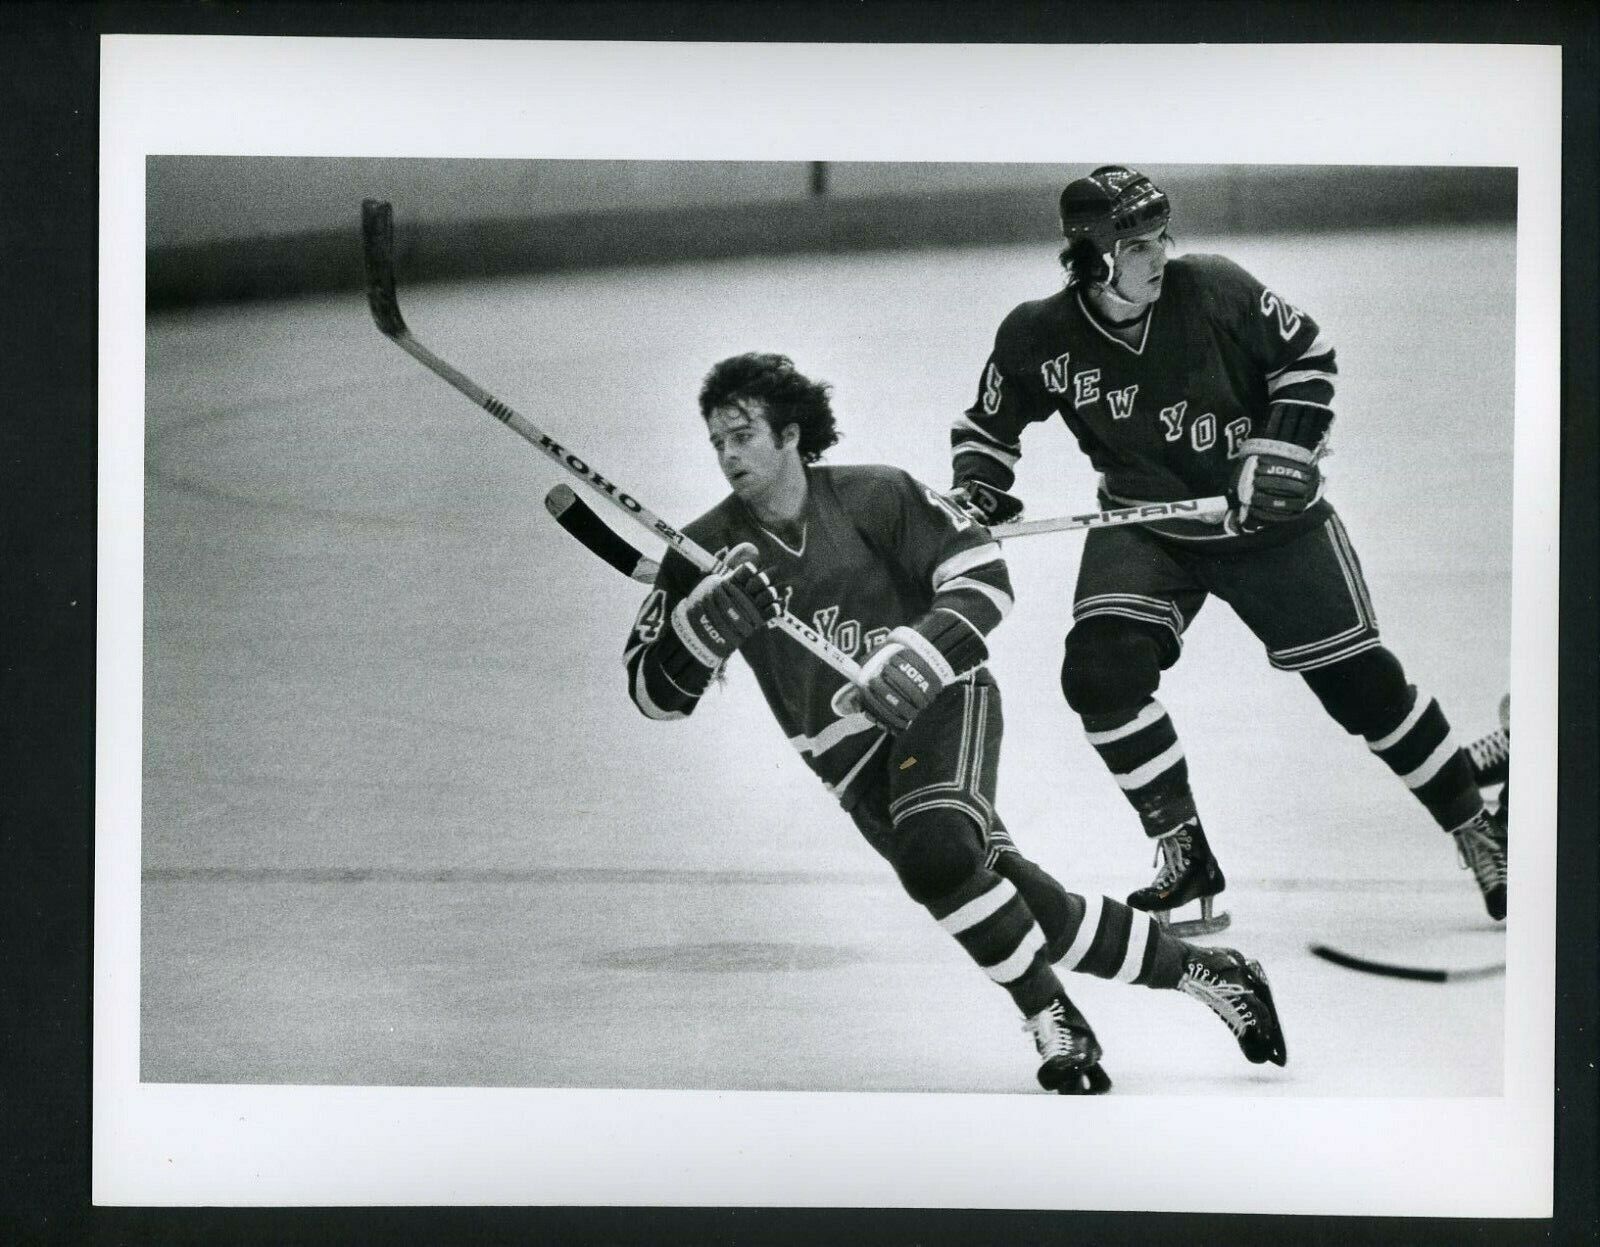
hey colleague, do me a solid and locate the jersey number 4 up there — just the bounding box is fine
[633,588,667,643]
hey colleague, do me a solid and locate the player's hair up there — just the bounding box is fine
[1058,228,1174,287]
[698,353,842,464]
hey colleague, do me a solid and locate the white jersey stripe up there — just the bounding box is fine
[1075,592,1185,631]
[932,542,1004,585]
[1367,694,1432,754]
[1271,622,1364,658]
[938,878,1018,936]
[1268,332,1334,374]
[1075,606,1187,646]
[1058,895,1105,971]
[1271,636,1383,672]
[1328,514,1378,623]
[1267,368,1336,393]
[1114,911,1152,983]
[1402,734,1460,790]
[985,926,1047,985]
[1085,699,1167,745]
[938,575,1013,619]
[1116,740,1186,791]
[951,413,1022,453]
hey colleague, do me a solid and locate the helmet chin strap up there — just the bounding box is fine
[1089,273,1151,326]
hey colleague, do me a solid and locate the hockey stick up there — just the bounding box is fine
[544,484,1233,588]
[988,496,1229,540]
[360,199,865,688]
[545,484,661,583]
[1308,943,1506,983]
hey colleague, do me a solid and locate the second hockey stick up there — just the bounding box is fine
[546,485,1232,585]
[1308,943,1506,983]
[361,199,864,688]
[989,496,1229,540]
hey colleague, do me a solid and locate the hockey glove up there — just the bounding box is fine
[1227,400,1330,532]
[947,479,1024,527]
[670,543,782,668]
[850,611,988,733]
[1228,442,1319,532]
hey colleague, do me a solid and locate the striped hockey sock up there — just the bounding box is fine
[1083,698,1200,836]
[927,869,1061,1016]
[1053,893,1188,989]
[1365,687,1484,830]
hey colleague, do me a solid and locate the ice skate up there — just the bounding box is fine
[1466,726,1509,791]
[1127,819,1230,937]
[1451,807,1507,921]
[1178,945,1288,1067]
[1023,996,1112,1095]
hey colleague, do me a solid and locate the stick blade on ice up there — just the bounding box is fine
[1308,942,1504,983]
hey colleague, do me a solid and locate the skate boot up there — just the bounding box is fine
[1178,945,1288,1067]
[1127,819,1230,937]
[1452,807,1507,921]
[1023,995,1112,1095]
[1465,724,1509,790]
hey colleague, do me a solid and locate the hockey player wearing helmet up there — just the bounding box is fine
[948,166,1506,933]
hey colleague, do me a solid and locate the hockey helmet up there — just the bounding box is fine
[1058,165,1170,255]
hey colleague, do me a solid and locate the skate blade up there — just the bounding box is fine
[1154,899,1231,939]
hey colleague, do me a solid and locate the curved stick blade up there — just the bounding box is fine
[361,199,408,338]
[1309,943,1504,983]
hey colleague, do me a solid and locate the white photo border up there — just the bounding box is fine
[96,36,1561,1213]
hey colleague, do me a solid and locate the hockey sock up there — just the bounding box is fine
[1365,688,1484,831]
[1082,699,1200,836]
[1048,892,1187,989]
[990,850,1074,958]
[925,868,1061,1017]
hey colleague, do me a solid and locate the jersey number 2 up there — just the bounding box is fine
[1259,289,1303,341]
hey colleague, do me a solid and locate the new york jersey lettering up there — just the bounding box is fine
[1105,385,1139,420]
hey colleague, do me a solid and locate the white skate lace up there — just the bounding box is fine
[1023,1000,1076,1060]
[1147,828,1190,891]
[1454,817,1508,892]
[1179,961,1255,1039]
[1466,728,1509,774]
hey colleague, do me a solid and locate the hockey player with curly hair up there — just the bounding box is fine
[948,166,1507,935]
[625,351,1287,1093]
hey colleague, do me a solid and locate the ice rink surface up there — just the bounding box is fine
[138,225,1513,1096]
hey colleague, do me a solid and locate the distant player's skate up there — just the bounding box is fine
[1127,819,1230,937]
[1451,807,1507,921]
[1454,693,1509,921]
[1465,724,1509,791]
[1024,995,1112,1095]
[1178,945,1288,1067]
[1465,691,1504,790]
[1465,692,1510,826]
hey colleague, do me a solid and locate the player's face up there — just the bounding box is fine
[1109,228,1168,305]
[706,402,794,502]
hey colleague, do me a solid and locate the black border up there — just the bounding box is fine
[3,3,1595,1244]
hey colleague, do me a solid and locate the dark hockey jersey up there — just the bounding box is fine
[624,464,1012,807]
[952,253,1337,543]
